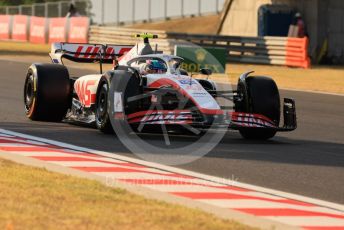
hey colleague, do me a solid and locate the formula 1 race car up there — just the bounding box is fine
[24,33,296,139]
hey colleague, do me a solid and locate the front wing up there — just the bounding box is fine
[117,98,297,132]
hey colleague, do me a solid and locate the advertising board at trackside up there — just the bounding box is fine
[174,45,226,73]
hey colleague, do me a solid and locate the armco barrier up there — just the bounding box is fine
[29,16,47,44]
[0,15,12,40]
[48,17,67,43]
[88,26,173,55]
[167,33,311,68]
[89,27,310,68]
[11,15,29,41]
[68,17,90,43]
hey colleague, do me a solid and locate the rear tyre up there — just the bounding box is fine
[24,64,71,121]
[237,76,280,140]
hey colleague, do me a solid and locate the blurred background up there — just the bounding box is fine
[0,0,343,65]
[0,0,225,25]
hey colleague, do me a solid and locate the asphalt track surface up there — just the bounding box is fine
[0,59,343,204]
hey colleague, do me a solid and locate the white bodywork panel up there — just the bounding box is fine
[146,74,220,111]
[54,41,220,113]
[74,74,102,108]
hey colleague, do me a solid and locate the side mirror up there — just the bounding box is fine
[200,68,212,75]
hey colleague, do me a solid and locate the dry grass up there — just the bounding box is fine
[127,15,221,34]
[185,63,344,94]
[0,159,255,230]
[225,63,344,94]
[0,41,49,55]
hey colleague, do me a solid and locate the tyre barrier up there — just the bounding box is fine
[12,15,29,42]
[29,16,48,44]
[0,15,90,44]
[48,17,68,43]
[0,15,12,40]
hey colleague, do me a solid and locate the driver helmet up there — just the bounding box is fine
[145,59,167,74]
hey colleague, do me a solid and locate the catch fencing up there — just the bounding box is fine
[0,1,90,18]
[0,0,224,25]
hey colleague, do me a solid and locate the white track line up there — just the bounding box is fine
[47,161,118,167]
[1,128,343,213]
[279,87,344,96]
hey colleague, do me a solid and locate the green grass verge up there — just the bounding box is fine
[0,159,255,230]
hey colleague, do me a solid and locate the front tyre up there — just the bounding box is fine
[95,82,113,134]
[95,68,142,134]
[237,76,280,140]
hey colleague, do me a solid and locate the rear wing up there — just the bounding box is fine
[49,42,133,65]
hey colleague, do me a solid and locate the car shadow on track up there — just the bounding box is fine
[1,122,344,168]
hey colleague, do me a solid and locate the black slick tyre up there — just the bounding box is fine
[95,68,141,134]
[237,76,280,140]
[24,64,71,121]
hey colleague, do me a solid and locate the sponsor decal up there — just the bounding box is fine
[183,84,203,91]
[29,16,47,43]
[31,25,44,37]
[0,15,11,39]
[69,26,87,39]
[48,18,67,43]
[68,17,89,43]
[140,112,192,122]
[50,27,64,38]
[11,15,28,41]
[175,46,226,73]
[73,45,131,59]
[178,79,197,85]
[29,17,48,44]
[195,48,207,62]
[114,92,123,112]
[13,24,25,35]
[0,23,8,33]
[181,63,222,73]
[74,79,97,107]
[191,92,208,97]
[231,112,275,128]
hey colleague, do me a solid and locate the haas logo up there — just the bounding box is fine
[31,25,44,37]
[74,46,131,59]
[74,79,97,107]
